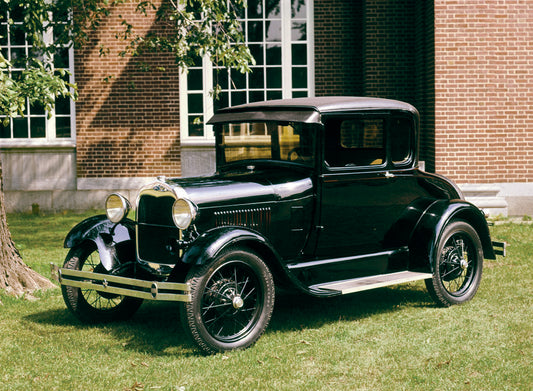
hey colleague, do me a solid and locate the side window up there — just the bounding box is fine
[390,118,413,165]
[325,118,385,168]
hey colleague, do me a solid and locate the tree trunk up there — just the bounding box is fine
[0,161,55,303]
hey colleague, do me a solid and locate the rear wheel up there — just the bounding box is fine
[61,242,143,322]
[180,248,275,354]
[426,221,483,307]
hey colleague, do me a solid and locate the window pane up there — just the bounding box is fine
[0,25,7,46]
[267,90,282,100]
[13,117,28,138]
[11,25,25,46]
[391,118,412,164]
[292,44,307,65]
[265,44,281,65]
[54,96,70,115]
[265,21,281,42]
[188,69,203,90]
[54,47,70,69]
[56,117,71,138]
[249,44,264,65]
[248,0,263,18]
[248,21,263,42]
[30,101,45,115]
[230,69,246,90]
[266,67,282,88]
[291,22,307,41]
[188,116,203,137]
[53,22,68,39]
[188,94,203,114]
[249,67,264,89]
[213,68,228,89]
[30,117,46,138]
[292,0,307,18]
[214,92,229,112]
[292,67,307,89]
[292,90,308,98]
[0,121,10,138]
[11,47,26,65]
[266,3,280,18]
[249,90,265,103]
[10,6,24,22]
[231,91,246,106]
[325,118,385,168]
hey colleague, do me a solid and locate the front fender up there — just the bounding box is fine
[64,215,135,271]
[181,227,278,266]
[409,199,495,272]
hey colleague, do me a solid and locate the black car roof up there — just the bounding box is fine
[208,97,418,124]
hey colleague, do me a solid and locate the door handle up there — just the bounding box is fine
[384,171,395,178]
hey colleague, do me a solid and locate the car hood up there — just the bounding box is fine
[166,167,313,209]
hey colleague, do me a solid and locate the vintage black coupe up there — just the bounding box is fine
[53,97,505,354]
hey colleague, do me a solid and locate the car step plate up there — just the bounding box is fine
[313,271,433,295]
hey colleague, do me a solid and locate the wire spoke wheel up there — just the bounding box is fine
[181,248,275,354]
[61,242,142,322]
[79,251,124,309]
[426,221,483,307]
[201,262,262,342]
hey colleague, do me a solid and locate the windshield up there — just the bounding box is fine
[217,122,316,167]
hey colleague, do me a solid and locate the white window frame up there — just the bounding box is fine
[179,0,314,145]
[0,10,76,147]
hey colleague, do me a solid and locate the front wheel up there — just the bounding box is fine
[61,242,143,322]
[425,221,484,307]
[180,248,275,354]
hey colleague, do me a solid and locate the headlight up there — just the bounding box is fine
[172,198,197,229]
[105,193,131,223]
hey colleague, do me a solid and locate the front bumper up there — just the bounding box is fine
[50,264,191,302]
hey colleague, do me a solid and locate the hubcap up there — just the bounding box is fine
[460,258,468,270]
[232,296,244,309]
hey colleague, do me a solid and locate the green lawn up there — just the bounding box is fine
[1,212,531,390]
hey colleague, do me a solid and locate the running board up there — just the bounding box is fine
[311,271,433,295]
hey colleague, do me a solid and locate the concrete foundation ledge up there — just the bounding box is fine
[459,182,533,217]
[77,177,157,190]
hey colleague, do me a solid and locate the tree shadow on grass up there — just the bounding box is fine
[24,285,435,356]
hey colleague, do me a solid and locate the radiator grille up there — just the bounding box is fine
[136,194,180,264]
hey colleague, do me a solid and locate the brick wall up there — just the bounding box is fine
[362,0,416,102]
[317,0,435,171]
[434,0,533,183]
[314,0,363,96]
[75,1,181,178]
[414,2,435,173]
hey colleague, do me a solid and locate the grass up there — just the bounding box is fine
[1,212,531,390]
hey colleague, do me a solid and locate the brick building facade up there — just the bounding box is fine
[1,0,532,215]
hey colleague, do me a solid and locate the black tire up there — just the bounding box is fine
[425,221,483,307]
[180,248,275,354]
[61,242,143,322]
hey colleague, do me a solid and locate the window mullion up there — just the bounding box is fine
[307,0,315,97]
[281,0,291,99]
[204,57,214,140]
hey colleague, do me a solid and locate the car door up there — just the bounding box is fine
[314,114,420,273]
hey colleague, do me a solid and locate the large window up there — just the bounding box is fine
[180,0,314,143]
[0,5,75,145]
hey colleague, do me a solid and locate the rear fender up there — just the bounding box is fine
[409,199,495,272]
[64,215,135,271]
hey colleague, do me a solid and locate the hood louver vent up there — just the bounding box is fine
[214,208,271,233]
